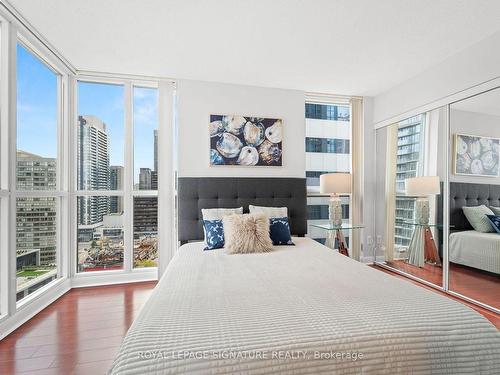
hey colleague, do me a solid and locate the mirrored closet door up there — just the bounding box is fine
[448,88,500,311]
[375,108,447,288]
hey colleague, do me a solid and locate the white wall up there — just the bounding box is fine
[176,79,305,177]
[373,31,500,126]
[449,109,500,184]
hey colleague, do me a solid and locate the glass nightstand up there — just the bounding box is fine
[310,223,364,257]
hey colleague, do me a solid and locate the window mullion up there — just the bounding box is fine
[123,82,133,272]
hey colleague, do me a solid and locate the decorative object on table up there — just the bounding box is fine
[223,213,274,254]
[405,176,441,267]
[454,133,500,177]
[209,114,283,166]
[320,173,351,227]
[319,173,352,253]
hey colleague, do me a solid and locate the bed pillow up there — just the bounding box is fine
[202,220,225,250]
[249,205,288,218]
[223,213,273,254]
[201,207,243,246]
[462,205,495,232]
[201,207,243,220]
[486,215,500,234]
[489,206,500,215]
[269,217,294,245]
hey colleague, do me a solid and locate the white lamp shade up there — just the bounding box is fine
[405,176,440,196]
[319,173,352,194]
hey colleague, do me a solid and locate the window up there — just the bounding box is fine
[132,86,158,267]
[16,44,60,300]
[394,114,425,249]
[77,82,125,272]
[76,82,159,271]
[305,101,351,243]
[77,196,124,272]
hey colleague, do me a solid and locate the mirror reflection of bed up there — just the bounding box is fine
[375,87,500,312]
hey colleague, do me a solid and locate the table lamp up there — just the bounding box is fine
[405,176,440,224]
[320,173,351,227]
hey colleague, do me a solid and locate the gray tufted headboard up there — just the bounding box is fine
[448,182,500,231]
[177,177,307,244]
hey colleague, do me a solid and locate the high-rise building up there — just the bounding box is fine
[153,129,158,172]
[139,168,152,190]
[394,115,424,249]
[77,115,110,225]
[133,197,158,236]
[16,151,57,265]
[305,103,351,243]
[151,171,158,190]
[109,166,124,213]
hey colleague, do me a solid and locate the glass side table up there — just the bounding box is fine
[401,221,453,267]
[310,223,364,257]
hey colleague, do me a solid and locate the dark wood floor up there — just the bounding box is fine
[0,281,157,375]
[375,265,500,329]
[386,260,500,309]
[0,274,498,375]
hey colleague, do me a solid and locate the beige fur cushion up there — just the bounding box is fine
[223,213,274,254]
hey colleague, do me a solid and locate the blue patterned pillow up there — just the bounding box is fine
[203,220,225,250]
[486,215,500,234]
[269,217,294,245]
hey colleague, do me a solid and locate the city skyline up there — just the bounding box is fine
[17,44,158,184]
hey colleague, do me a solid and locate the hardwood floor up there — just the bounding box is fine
[0,281,157,375]
[386,260,500,309]
[374,265,500,329]
[0,274,498,374]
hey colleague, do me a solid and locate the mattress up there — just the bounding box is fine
[449,230,500,274]
[109,237,500,374]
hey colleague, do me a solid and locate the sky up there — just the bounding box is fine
[17,44,158,184]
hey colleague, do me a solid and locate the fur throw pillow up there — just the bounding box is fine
[223,213,274,254]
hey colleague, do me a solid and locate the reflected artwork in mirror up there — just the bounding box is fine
[448,87,500,311]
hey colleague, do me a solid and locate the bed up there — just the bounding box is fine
[446,182,500,274]
[109,178,500,374]
[449,230,500,274]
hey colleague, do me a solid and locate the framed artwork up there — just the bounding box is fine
[454,133,500,177]
[209,114,283,166]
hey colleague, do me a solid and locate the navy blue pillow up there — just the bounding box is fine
[269,217,294,245]
[486,215,500,234]
[203,220,225,250]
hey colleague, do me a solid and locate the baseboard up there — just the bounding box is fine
[0,278,71,340]
[71,268,158,288]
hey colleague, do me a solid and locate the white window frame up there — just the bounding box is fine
[72,74,175,284]
[0,4,73,332]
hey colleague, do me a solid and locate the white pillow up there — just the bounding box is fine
[201,207,243,221]
[249,205,287,218]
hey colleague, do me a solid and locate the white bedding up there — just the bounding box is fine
[449,230,500,274]
[109,237,500,374]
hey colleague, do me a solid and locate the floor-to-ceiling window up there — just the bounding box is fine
[305,102,351,243]
[132,86,158,268]
[76,81,159,273]
[15,43,60,301]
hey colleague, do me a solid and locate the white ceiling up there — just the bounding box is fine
[8,0,500,96]
[452,87,500,117]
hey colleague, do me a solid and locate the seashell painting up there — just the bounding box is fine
[454,134,499,176]
[210,114,283,166]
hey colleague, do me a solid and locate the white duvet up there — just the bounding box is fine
[109,237,500,374]
[449,230,500,274]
